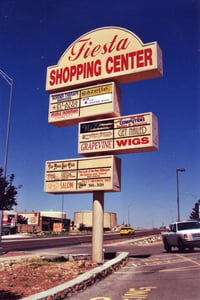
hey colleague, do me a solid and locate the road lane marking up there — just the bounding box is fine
[131,263,138,267]
[176,254,200,266]
[143,258,184,266]
[90,297,111,300]
[159,264,199,272]
[157,254,200,272]
[122,287,156,299]
[116,271,136,274]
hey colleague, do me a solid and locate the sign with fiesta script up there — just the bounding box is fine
[46,27,163,92]
[44,155,121,194]
[78,112,158,156]
[48,82,121,127]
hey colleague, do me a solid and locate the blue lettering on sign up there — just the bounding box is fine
[119,117,145,126]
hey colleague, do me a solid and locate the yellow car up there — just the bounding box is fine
[120,227,135,235]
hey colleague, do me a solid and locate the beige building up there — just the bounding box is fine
[74,211,117,230]
[40,211,66,219]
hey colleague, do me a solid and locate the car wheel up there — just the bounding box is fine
[164,239,171,252]
[178,239,185,252]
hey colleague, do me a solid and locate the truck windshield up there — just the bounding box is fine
[177,222,200,231]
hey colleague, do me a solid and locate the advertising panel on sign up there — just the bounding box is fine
[78,112,158,156]
[17,213,40,225]
[48,82,121,127]
[44,155,121,194]
[46,27,163,92]
[53,223,62,233]
[2,211,17,227]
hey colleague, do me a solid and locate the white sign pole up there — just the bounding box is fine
[92,191,104,263]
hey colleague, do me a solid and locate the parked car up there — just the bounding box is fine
[161,220,200,252]
[120,227,135,235]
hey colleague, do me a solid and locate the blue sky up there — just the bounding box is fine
[0,0,199,228]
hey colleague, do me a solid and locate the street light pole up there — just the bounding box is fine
[128,204,131,226]
[176,168,186,222]
[0,69,13,253]
[0,69,13,178]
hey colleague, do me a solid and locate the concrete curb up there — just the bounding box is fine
[21,252,129,300]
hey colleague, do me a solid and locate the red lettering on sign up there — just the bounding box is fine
[145,48,153,66]
[49,60,102,86]
[49,48,152,87]
[141,137,149,144]
[60,182,74,189]
[116,137,149,147]
[105,49,152,74]
[68,35,130,61]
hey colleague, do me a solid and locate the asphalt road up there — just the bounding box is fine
[10,235,198,300]
[1,230,161,252]
[70,244,200,300]
[2,233,199,300]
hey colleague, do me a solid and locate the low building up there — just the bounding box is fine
[40,211,66,219]
[74,211,117,231]
[17,211,70,233]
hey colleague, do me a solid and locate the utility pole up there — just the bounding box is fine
[176,168,186,222]
[0,69,13,254]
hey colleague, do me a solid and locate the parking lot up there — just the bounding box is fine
[71,249,200,300]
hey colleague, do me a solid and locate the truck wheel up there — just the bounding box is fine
[164,239,171,252]
[178,239,185,253]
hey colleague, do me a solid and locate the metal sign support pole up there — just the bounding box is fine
[92,191,104,264]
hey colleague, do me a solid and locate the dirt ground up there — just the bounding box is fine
[0,254,98,299]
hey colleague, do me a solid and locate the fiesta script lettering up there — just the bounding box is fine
[49,35,153,86]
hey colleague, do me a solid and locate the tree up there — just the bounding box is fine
[0,168,21,210]
[190,200,200,220]
[79,223,86,231]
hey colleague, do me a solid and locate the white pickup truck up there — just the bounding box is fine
[162,220,200,252]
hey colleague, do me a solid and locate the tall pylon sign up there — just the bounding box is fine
[44,27,163,263]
